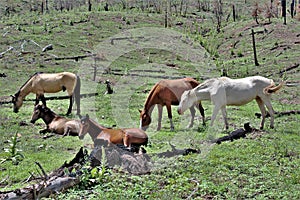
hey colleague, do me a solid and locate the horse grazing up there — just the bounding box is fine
[79,114,148,151]
[139,77,205,131]
[178,76,284,130]
[30,104,81,136]
[12,72,81,115]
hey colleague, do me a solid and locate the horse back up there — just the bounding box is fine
[32,72,77,94]
[123,128,148,139]
[123,128,148,146]
[48,116,70,134]
[97,128,124,144]
[156,78,199,103]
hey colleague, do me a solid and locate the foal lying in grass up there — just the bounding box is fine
[30,104,81,136]
[178,76,284,129]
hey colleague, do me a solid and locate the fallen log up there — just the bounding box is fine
[0,46,14,58]
[279,63,299,76]
[44,54,95,61]
[0,140,200,198]
[211,123,255,144]
[255,110,300,118]
[0,148,87,200]
[155,142,200,158]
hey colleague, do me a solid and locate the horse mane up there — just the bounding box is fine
[17,72,44,94]
[143,82,160,111]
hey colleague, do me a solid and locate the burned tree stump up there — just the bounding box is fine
[212,123,254,144]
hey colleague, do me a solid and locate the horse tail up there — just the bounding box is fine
[74,75,81,115]
[264,80,284,94]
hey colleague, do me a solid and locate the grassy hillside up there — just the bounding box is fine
[0,1,299,199]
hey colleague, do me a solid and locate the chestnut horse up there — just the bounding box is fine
[30,104,81,136]
[139,77,205,131]
[79,114,148,151]
[12,72,81,115]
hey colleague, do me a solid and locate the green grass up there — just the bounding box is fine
[0,1,300,199]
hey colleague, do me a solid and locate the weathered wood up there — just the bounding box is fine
[44,54,95,61]
[212,123,254,144]
[42,44,53,52]
[251,29,259,66]
[0,140,200,198]
[255,110,300,118]
[0,46,13,58]
[279,63,299,76]
[0,147,87,200]
[155,142,200,158]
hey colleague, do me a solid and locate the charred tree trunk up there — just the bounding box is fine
[251,29,259,66]
[232,4,236,22]
[291,0,295,18]
[88,0,92,11]
[282,0,287,24]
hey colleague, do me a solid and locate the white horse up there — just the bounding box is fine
[177,76,284,129]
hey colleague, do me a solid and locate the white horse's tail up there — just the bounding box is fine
[264,80,284,94]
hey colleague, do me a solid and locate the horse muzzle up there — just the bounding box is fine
[177,108,182,115]
[13,108,19,113]
[141,126,148,131]
[78,135,84,140]
[30,119,36,124]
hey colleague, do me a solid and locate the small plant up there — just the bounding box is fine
[1,132,24,165]
[78,147,108,189]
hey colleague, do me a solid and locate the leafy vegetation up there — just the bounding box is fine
[0,0,299,199]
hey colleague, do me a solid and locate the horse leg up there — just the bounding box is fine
[260,96,275,129]
[210,105,221,127]
[63,127,71,137]
[66,96,73,115]
[255,97,267,129]
[123,134,132,151]
[40,95,47,106]
[35,96,39,105]
[74,75,81,115]
[166,104,174,131]
[220,106,228,129]
[157,104,163,131]
[187,106,196,128]
[198,102,206,126]
[194,102,206,126]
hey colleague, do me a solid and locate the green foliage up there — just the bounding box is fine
[1,132,24,165]
[78,147,108,189]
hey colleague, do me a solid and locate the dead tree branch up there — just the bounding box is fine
[44,54,95,61]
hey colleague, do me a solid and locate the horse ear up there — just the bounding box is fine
[138,109,142,113]
[41,105,49,111]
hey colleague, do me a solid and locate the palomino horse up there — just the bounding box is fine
[12,72,81,115]
[79,114,148,151]
[139,77,205,131]
[30,104,81,136]
[178,76,284,130]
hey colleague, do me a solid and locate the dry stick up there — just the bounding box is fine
[44,54,95,61]
[279,63,299,76]
[251,29,259,66]
[186,179,199,200]
[35,162,49,180]
[0,46,13,58]
[110,36,145,45]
